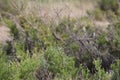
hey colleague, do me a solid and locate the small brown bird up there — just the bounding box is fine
[52,32,63,41]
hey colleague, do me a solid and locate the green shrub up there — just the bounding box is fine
[79,59,107,80]
[93,8,105,21]
[4,18,19,39]
[93,59,111,80]
[80,58,112,80]
[0,51,13,80]
[0,42,41,80]
[10,24,19,39]
[111,60,120,80]
[106,10,118,21]
[45,46,79,79]
[100,0,119,13]
[79,64,91,80]
[11,55,40,80]
[0,0,9,11]
[97,32,107,50]
[107,22,120,58]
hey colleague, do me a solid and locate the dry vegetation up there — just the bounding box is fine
[0,0,120,80]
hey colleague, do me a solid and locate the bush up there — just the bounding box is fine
[0,52,13,80]
[93,59,111,80]
[44,46,79,79]
[11,55,40,80]
[100,0,119,13]
[97,32,107,51]
[111,60,120,80]
[106,10,118,21]
[107,22,120,58]
[4,18,19,39]
[0,42,41,80]
[93,8,105,21]
[0,0,9,11]
[80,58,112,80]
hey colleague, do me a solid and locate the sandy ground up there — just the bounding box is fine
[0,25,11,45]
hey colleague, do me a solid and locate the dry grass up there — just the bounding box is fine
[22,0,109,28]
[0,0,110,45]
[11,0,96,22]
